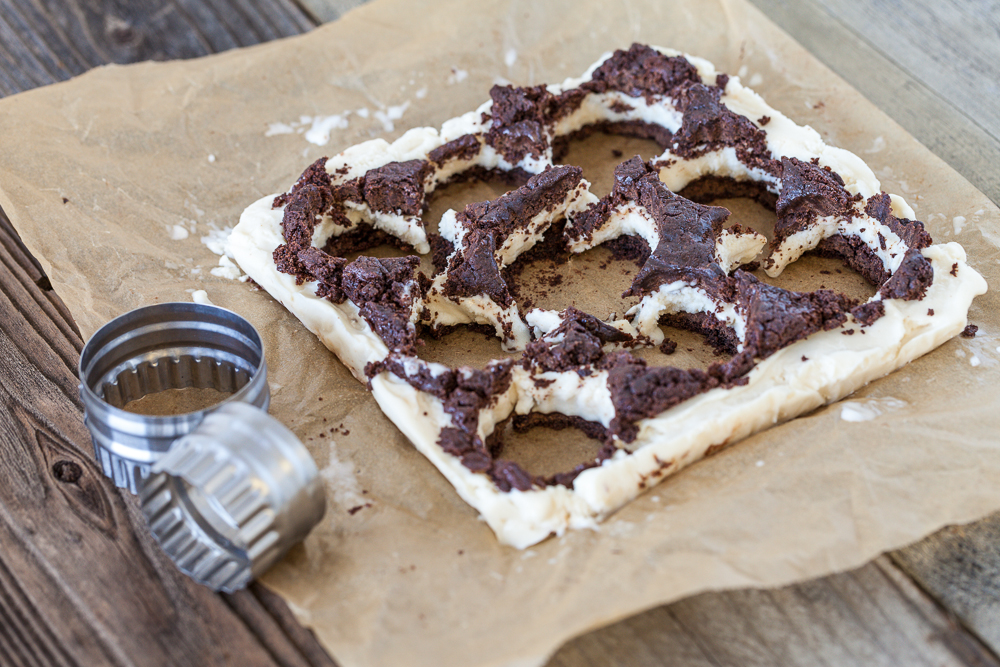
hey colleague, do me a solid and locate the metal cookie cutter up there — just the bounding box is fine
[79,302,326,591]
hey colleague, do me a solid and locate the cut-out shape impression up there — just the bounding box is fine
[228,44,986,548]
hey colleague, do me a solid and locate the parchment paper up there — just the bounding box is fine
[1,1,998,665]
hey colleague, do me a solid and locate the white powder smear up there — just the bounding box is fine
[322,441,367,509]
[840,397,907,422]
[207,154,216,163]
[864,136,886,154]
[168,224,189,240]
[265,122,297,136]
[971,355,981,367]
[374,102,410,132]
[448,67,468,84]
[191,289,214,306]
[201,225,233,256]
[304,114,350,145]
[504,48,518,67]
[953,216,967,234]
[265,111,361,145]
[211,255,244,281]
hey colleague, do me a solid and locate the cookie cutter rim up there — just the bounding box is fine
[139,402,326,593]
[79,302,326,591]
[78,302,270,493]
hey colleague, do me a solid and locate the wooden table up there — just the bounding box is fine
[1,1,997,665]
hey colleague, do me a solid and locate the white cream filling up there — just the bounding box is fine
[525,308,639,343]
[367,243,985,547]
[551,91,684,138]
[342,201,430,254]
[567,202,658,254]
[422,287,532,351]
[766,210,911,278]
[716,226,767,272]
[229,47,988,549]
[656,146,781,194]
[512,367,616,428]
[627,280,747,348]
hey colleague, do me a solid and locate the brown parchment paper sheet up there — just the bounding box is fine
[1,0,998,665]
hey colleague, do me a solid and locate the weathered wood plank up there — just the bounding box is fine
[548,557,1000,667]
[812,0,1000,145]
[746,0,1000,205]
[0,1,343,665]
[0,1,997,666]
[0,0,316,97]
[893,514,1000,656]
[294,0,366,23]
[0,202,340,666]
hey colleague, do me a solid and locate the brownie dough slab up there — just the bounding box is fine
[228,45,987,548]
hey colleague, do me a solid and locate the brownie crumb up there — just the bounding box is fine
[851,301,885,327]
[659,338,678,355]
[961,324,978,338]
[927,308,934,316]
[951,263,959,277]
[757,115,771,126]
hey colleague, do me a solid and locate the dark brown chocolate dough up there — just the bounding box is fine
[273,156,332,209]
[445,229,513,307]
[485,84,552,165]
[442,166,583,306]
[737,272,855,359]
[362,160,431,216]
[851,301,885,327]
[677,175,777,209]
[581,43,700,103]
[671,83,777,175]
[605,353,720,443]
[878,248,934,301]
[429,134,482,165]
[524,308,631,373]
[812,234,892,286]
[774,157,857,241]
[865,192,932,250]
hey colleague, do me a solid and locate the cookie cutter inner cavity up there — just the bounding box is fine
[79,302,270,493]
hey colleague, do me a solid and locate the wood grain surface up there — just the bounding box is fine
[0,1,337,666]
[750,0,1000,206]
[0,0,312,95]
[0,0,998,666]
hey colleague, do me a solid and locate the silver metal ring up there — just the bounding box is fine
[140,402,326,592]
[79,302,326,591]
[79,302,269,493]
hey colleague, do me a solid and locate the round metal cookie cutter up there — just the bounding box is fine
[79,302,326,591]
[141,402,326,592]
[79,302,270,492]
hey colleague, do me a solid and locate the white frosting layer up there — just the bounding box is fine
[370,244,985,547]
[228,46,989,548]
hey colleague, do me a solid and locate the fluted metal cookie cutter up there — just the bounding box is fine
[141,402,326,592]
[78,302,326,591]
